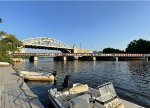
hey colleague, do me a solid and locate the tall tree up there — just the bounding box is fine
[0,32,23,63]
[0,18,2,23]
[0,31,7,36]
[103,48,124,53]
[125,39,150,53]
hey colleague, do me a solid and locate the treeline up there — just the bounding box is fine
[0,31,22,63]
[97,38,150,54]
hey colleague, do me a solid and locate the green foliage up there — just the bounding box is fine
[103,48,124,53]
[0,31,23,63]
[0,31,7,36]
[125,39,150,54]
[0,53,12,63]
[0,18,2,23]
[93,51,103,54]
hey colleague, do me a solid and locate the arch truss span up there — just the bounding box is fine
[22,37,70,49]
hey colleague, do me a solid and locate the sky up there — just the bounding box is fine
[0,1,150,51]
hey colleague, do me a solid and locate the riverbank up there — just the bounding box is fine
[0,66,44,108]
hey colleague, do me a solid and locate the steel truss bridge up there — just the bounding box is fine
[22,37,73,53]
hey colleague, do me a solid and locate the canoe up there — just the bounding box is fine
[48,82,144,108]
[19,71,55,81]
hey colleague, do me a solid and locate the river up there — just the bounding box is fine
[15,58,150,108]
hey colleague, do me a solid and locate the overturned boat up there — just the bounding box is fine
[48,82,144,108]
[19,71,57,81]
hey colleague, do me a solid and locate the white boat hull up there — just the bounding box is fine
[19,71,54,81]
[48,92,63,108]
[48,83,144,108]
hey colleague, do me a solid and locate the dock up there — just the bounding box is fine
[0,66,44,108]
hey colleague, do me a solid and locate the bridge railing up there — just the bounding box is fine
[12,53,150,57]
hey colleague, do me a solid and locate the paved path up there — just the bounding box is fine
[0,66,44,108]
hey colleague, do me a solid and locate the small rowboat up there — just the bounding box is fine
[19,71,57,81]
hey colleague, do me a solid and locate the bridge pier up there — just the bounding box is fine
[93,57,96,61]
[29,56,38,62]
[115,57,119,61]
[145,57,149,61]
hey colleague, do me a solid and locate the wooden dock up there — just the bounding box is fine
[0,66,44,108]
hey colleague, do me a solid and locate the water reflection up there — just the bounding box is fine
[15,59,150,108]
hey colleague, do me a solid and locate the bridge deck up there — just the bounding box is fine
[12,53,150,57]
[0,66,44,108]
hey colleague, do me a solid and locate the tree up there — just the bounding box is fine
[0,31,7,36]
[0,18,2,23]
[0,31,23,63]
[125,39,150,54]
[103,48,124,53]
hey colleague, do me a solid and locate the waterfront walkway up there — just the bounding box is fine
[0,66,44,108]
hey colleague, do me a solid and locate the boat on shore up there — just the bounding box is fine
[19,71,57,81]
[48,81,144,108]
[0,62,10,66]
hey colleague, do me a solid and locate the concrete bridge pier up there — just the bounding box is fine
[145,57,149,61]
[115,57,119,61]
[74,56,79,60]
[29,56,38,62]
[93,57,96,61]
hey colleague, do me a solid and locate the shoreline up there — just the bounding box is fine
[0,66,44,108]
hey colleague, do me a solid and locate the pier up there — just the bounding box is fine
[0,66,44,108]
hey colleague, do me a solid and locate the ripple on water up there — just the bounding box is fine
[15,59,150,108]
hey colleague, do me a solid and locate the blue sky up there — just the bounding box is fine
[0,1,150,51]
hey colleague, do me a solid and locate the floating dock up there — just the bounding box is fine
[0,66,44,108]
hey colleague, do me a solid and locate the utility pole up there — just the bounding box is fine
[80,42,81,48]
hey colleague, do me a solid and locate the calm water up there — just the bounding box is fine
[16,58,150,108]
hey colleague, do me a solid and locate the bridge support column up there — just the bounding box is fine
[93,57,96,61]
[115,57,118,61]
[145,57,149,61]
[29,56,38,62]
[74,56,78,60]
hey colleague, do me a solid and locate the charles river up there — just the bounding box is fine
[15,58,150,108]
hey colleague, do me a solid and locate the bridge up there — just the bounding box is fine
[21,37,92,53]
[13,37,150,61]
[12,53,150,61]
[14,37,92,61]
